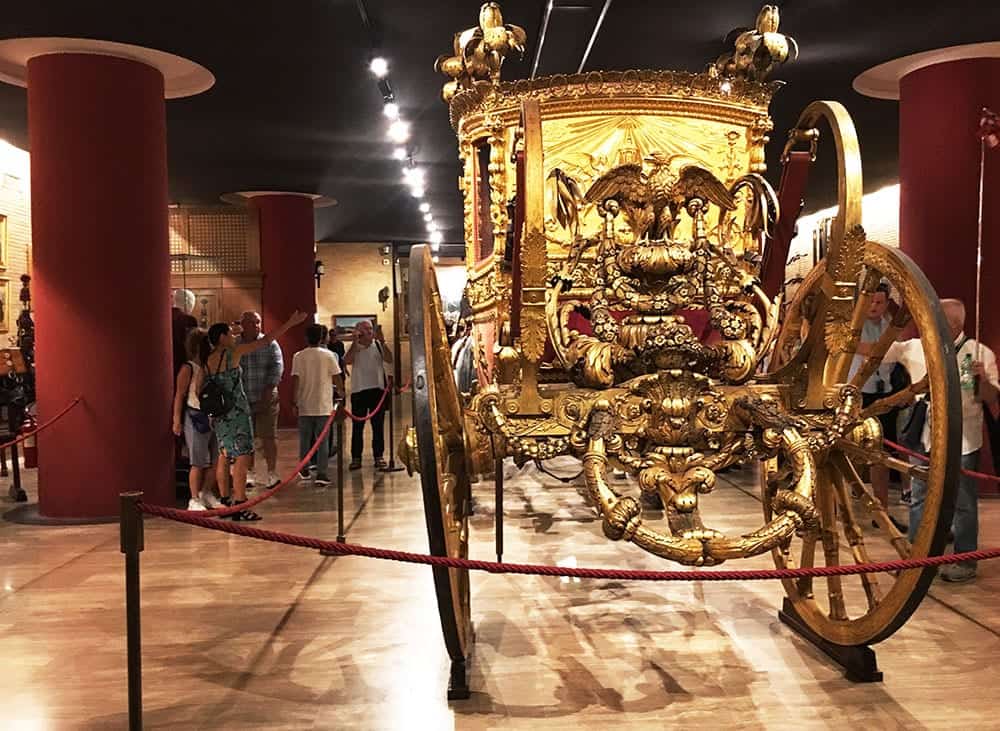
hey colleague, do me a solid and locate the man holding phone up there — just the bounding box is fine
[345,320,393,470]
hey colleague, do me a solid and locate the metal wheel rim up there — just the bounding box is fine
[409,244,473,660]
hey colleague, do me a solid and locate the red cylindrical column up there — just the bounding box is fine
[28,54,174,518]
[899,58,1000,345]
[898,57,1000,495]
[251,194,316,427]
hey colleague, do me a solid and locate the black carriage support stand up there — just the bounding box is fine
[778,599,883,682]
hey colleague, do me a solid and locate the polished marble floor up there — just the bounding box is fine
[1,418,999,730]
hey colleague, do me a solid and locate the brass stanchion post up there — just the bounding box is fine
[119,491,144,731]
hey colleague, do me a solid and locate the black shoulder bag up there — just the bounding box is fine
[198,351,235,418]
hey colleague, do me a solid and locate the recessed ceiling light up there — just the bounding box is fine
[410,186,425,198]
[393,147,406,160]
[403,167,425,186]
[387,120,410,143]
[427,221,438,232]
[383,102,400,120]
[423,213,433,222]
[430,231,444,244]
[370,57,389,78]
[432,255,440,263]
[419,202,431,213]
[431,243,441,252]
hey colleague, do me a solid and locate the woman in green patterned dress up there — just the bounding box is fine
[204,311,307,520]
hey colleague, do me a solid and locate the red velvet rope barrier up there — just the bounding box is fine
[174,407,339,518]
[136,500,1000,581]
[172,381,392,519]
[883,438,1000,483]
[341,382,392,423]
[0,396,82,451]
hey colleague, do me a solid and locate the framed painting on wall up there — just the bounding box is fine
[332,315,377,342]
[0,214,7,270]
[0,278,10,333]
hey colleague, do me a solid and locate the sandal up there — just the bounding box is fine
[230,499,262,521]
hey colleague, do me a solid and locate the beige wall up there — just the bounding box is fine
[315,242,408,385]
[0,141,32,338]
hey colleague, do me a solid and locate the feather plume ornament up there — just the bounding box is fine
[548,167,585,239]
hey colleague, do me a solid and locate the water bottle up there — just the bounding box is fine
[961,352,975,392]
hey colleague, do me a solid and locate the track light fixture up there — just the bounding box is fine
[370,56,389,77]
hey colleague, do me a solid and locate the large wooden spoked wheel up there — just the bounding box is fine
[409,245,473,697]
[763,240,961,646]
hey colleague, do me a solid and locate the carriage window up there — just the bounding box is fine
[475,142,494,263]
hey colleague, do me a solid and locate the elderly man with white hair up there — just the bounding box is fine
[879,298,998,582]
[345,319,393,470]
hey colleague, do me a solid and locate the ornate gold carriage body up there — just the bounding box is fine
[406,3,962,698]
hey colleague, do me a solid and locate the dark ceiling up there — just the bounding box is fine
[1,1,999,252]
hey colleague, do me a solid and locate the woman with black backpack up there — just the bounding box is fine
[202,310,307,520]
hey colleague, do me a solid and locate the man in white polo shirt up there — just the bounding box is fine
[880,298,998,582]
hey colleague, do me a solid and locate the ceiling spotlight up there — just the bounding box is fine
[387,120,410,144]
[370,57,389,78]
[392,147,406,160]
[419,202,431,213]
[430,231,444,245]
[410,186,425,198]
[383,102,400,120]
[403,167,426,188]
[427,221,439,232]
[431,242,441,252]
[432,255,440,263]
[423,213,433,222]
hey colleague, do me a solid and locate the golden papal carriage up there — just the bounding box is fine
[404,3,961,698]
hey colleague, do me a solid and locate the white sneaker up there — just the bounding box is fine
[266,472,281,488]
[200,490,224,508]
[187,498,207,511]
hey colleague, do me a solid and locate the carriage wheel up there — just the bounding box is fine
[762,240,961,646]
[408,244,474,698]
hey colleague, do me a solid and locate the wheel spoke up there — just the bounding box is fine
[832,453,910,559]
[797,532,817,599]
[816,471,848,620]
[848,322,903,390]
[830,267,883,378]
[860,375,927,419]
[829,461,883,610]
[837,439,930,483]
